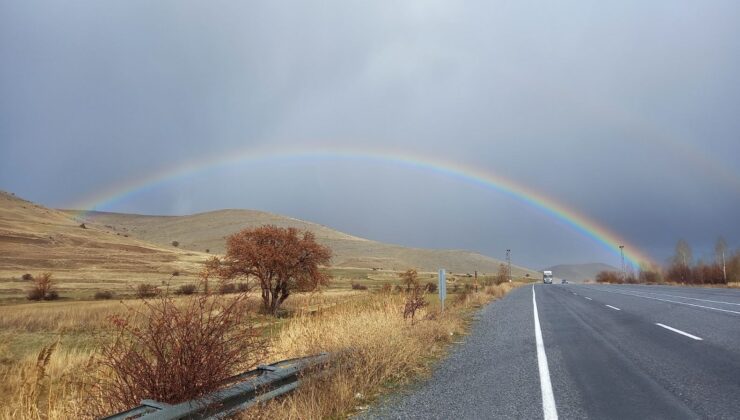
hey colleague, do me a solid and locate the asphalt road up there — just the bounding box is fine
[359,284,740,419]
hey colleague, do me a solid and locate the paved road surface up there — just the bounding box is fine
[359,284,740,419]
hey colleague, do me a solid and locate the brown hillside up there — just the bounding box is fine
[68,208,538,276]
[0,191,206,300]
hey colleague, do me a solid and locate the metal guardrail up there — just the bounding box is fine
[102,353,330,420]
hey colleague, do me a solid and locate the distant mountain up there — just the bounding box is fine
[65,208,540,276]
[543,263,619,283]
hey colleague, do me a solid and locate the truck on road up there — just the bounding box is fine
[543,271,553,284]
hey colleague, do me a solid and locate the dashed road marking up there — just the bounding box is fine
[655,323,703,341]
[605,305,621,311]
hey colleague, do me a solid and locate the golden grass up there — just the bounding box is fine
[250,283,518,419]
[0,284,520,420]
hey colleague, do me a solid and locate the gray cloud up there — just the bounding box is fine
[1,0,738,267]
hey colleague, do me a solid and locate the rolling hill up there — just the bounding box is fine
[0,191,207,299]
[543,263,619,283]
[65,209,538,276]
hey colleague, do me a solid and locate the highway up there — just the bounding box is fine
[360,284,740,419]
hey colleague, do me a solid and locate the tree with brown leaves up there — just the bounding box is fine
[220,225,332,315]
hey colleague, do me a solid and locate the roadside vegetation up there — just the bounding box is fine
[596,238,740,286]
[0,224,528,419]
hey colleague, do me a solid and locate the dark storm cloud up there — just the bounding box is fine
[1,0,738,267]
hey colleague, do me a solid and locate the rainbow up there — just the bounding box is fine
[70,147,654,268]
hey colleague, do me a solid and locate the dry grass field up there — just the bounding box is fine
[0,282,521,419]
[0,191,531,418]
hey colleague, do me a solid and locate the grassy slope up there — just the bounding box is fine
[0,191,208,301]
[65,209,539,276]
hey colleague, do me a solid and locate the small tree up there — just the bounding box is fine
[220,225,331,315]
[399,269,418,292]
[27,272,55,301]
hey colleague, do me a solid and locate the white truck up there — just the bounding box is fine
[543,270,553,284]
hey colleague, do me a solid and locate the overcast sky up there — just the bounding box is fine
[1,1,738,268]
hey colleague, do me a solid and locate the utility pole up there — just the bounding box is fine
[619,245,626,280]
[506,249,512,283]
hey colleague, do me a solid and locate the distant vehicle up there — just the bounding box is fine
[543,271,553,284]
[561,279,568,284]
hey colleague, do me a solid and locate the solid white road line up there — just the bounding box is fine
[532,286,558,420]
[655,323,703,341]
[589,288,740,316]
[605,305,621,311]
[584,297,592,300]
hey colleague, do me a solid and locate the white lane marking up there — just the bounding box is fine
[655,323,703,341]
[605,305,621,311]
[586,288,740,316]
[584,297,592,300]
[617,289,740,306]
[532,286,559,420]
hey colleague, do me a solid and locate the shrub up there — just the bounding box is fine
[351,282,368,290]
[79,223,87,229]
[380,283,392,293]
[175,284,197,295]
[171,270,180,277]
[205,249,210,253]
[27,288,45,301]
[595,271,623,284]
[21,273,33,281]
[171,241,179,247]
[136,283,159,299]
[394,284,403,293]
[95,291,115,300]
[403,285,427,324]
[424,282,438,293]
[27,272,55,301]
[399,269,418,292]
[88,285,267,413]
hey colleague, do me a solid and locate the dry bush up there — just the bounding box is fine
[424,282,438,293]
[403,289,427,324]
[94,291,114,300]
[85,288,267,415]
[380,283,392,294]
[399,269,418,292]
[639,268,662,284]
[171,241,179,247]
[135,283,159,299]
[596,271,622,284]
[175,284,197,295]
[27,273,56,301]
[22,273,33,281]
[351,282,368,290]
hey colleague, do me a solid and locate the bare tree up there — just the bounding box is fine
[220,225,332,315]
[715,236,728,283]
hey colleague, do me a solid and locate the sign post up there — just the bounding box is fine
[438,268,446,312]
